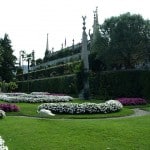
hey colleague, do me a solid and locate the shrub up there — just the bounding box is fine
[117,98,147,105]
[17,74,78,95]
[38,100,123,114]
[0,103,20,112]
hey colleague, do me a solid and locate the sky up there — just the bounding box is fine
[0,0,149,61]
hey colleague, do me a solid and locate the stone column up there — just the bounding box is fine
[80,16,90,99]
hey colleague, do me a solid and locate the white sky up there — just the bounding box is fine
[0,0,149,60]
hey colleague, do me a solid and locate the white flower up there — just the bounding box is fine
[0,93,73,103]
[0,110,6,119]
[38,100,123,114]
[0,136,9,150]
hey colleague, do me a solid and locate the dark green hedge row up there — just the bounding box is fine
[17,61,81,81]
[90,70,150,100]
[17,70,150,101]
[17,74,78,94]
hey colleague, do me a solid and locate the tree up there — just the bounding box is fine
[0,34,17,82]
[90,25,108,72]
[36,58,43,65]
[101,13,150,69]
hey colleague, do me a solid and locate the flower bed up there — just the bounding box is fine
[0,93,73,103]
[117,98,147,105]
[0,103,20,112]
[38,100,123,114]
[0,136,8,150]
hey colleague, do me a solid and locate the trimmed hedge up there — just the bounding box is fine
[17,74,78,95]
[17,61,81,81]
[17,70,150,101]
[90,70,150,101]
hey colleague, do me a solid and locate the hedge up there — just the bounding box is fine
[17,70,150,101]
[17,61,81,81]
[17,74,78,95]
[90,70,150,101]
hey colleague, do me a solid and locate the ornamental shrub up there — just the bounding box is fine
[0,103,20,112]
[17,74,78,95]
[117,98,147,105]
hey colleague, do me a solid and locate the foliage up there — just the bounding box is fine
[0,34,17,82]
[0,103,20,112]
[92,70,150,100]
[35,58,43,65]
[17,61,81,80]
[16,67,23,75]
[101,13,150,69]
[43,47,81,63]
[38,100,123,114]
[117,98,147,105]
[90,24,108,72]
[0,81,18,92]
[17,74,78,94]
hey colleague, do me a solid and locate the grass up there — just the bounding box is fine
[0,99,150,150]
[0,116,150,150]
[0,100,134,119]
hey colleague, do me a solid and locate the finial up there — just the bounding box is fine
[46,33,49,51]
[82,16,86,31]
[65,38,66,47]
[72,39,74,45]
[61,43,63,49]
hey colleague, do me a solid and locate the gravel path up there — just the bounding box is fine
[8,108,150,120]
[108,108,150,120]
[130,108,150,117]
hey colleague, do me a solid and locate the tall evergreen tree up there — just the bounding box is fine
[0,34,17,82]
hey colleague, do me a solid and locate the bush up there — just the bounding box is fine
[0,81,18,92]
[89,70,150,100]
[117,98,147,105]
[0,103,20,112]
[17,74,78,95]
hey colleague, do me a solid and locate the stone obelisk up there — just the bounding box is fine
[81,16,90,99]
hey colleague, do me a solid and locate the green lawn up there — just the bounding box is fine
[0,100,134,119]
[0,100,150,150]
[0,115,150,150]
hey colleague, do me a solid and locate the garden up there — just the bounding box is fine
[0,92,150,150]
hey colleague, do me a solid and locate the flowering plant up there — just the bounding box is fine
[0,136,9,150]
[0,93,73,103]
[0,103,20,112]
[0,110,6,119]
[38,100,123,114]
[117,98,147,105]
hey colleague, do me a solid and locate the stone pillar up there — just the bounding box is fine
[80,16,90,99]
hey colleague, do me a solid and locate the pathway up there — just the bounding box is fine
[8,108,150,120]
[107,108,150,120]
